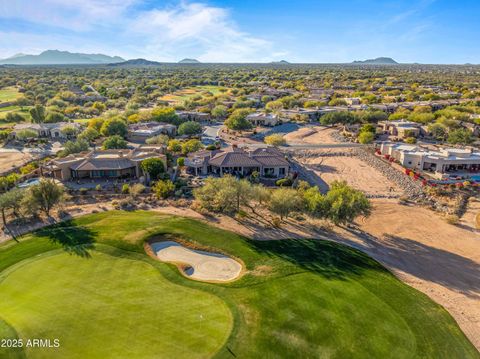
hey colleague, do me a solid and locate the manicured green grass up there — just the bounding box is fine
[0,247,232,359]
[0,106,31,121]
[160,85,225,103]
[0,87,22,103]
[0,105,20,112]
[73,118,91,124]
[0,211,478,359]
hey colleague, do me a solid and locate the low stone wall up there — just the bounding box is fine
[292,149,355,158]
[352,147,425,200]
[330,130,350,143]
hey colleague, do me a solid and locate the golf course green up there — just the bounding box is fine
[0,210,478,358]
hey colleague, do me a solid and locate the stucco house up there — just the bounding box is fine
[380,142,480,179]
[378,120,423,139]
[176,111,210,122]
[43,146,166,181]
[128,122,177,143]
[185,145,290,178]
[10,122,81,140]
[246,112,288,126]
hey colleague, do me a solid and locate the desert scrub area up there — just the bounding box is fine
[0,210,477,359]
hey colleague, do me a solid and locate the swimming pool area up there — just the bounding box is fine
[468,175,480,182]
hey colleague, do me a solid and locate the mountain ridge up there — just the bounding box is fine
[0,50,125,65]
[352,57,398,64]
[108,58,162,66]
[178,58,201,64]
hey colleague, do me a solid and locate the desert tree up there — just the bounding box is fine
[23,179,64,217]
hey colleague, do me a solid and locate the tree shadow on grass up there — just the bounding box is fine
[34,222,96,258]
[248,238,387,280]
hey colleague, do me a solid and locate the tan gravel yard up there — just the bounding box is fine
[283,126,339,144]
[301,153,403,197]
[0,148,33,174]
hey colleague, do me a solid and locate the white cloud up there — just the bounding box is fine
[0,0,280,62]
[128,2,274,62]
[0,0,138,31]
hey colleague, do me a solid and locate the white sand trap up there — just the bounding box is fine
[150,241,242,282]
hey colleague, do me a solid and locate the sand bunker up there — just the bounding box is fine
[150,241,242,282]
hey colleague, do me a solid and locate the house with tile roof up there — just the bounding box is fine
[43,146,166,181]
[11,122,81,140]
[185,145,290,178]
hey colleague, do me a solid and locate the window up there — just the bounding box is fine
[279,167,286,176]
[264,168,274,175]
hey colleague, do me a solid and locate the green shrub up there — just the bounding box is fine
[276,178,293,187]
[153,180,175,199]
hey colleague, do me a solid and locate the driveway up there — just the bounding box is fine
[202,122,223,139]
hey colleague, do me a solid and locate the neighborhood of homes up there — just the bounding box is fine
[8,101,480,187]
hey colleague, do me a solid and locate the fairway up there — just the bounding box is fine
[0,106,31,121]
[160,86,224,103]
[0,211,478,358]
[0,87,22,103]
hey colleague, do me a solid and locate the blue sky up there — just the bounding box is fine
[0,0,478,63]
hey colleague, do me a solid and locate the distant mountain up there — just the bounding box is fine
[0,50,125,65]
[271,60,290,64]
[178,58,201,64]
[4,53,27,60]
[108,58,162,66]
[352,57,398,65]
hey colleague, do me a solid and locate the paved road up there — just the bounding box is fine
[202,123,223,139]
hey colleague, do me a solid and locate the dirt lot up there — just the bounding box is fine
[300,153,403,196]
[284,126,339,144]
[460,197,480,231]
[0,149,33,174]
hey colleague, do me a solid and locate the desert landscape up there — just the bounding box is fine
[0,148,33,173]
[283,126,340,145]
